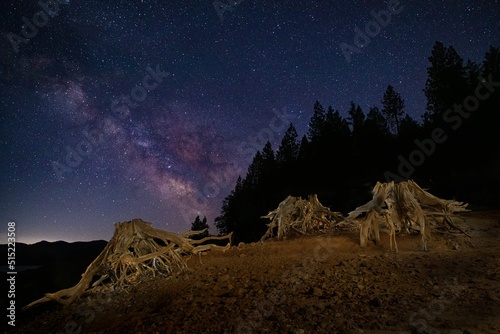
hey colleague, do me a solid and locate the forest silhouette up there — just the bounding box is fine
[212,42,500,244]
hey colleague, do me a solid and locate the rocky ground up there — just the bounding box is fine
[9,211,500,334]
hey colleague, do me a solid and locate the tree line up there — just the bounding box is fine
[191,42,500,243]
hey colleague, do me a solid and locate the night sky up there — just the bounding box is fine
[1,1,498,244]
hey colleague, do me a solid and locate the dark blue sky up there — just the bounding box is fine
[1,0,498,243]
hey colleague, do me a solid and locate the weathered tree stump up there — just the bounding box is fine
[261,194,343,240]
[23,219,231,310]
[347,180,469,252]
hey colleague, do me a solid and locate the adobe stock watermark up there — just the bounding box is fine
[401,277,466,334]
[6,221,17,327]
[110,65,168,119]
[213,0,245,23]
[174,106,296,226]
[51,65,169,182]
[6,0,68,54]
[237,107,296,161]
[235,236,336,333]
[340,0,404,64]
[384,73,500,182]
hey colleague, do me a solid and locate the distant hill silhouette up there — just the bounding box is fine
[0,240,107,313]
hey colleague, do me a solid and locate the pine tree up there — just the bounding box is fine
[347,102,365,133]
[423,42,467,125]
[308,101,326,141]
[215,142,278,243]
[297,135,309,162]
[244,151,263,189]
[483,46,500,81]
[215,176,243,236]
[324,107,351,139]
[259,141,278,192]
[465,59,482,92]
[261,141,275,164]
[190,215,209,239]
[398,114,422,147]
[365,107,389,135]
[276,123,299,167]
[382,85,405,135]
[347,101,365,148]
[479,46,500,161]
[201,217,208,235]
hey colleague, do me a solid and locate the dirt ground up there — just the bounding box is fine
[10,211,500,334]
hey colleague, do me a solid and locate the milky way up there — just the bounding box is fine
[0,0,498,243]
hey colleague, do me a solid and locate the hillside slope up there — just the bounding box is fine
[11,211,500,334]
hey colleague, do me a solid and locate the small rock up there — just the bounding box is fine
[218,274,230,282]
[305,306,315,317]
[487,293,499,301]
[369,320,382,330]
[410,323,439,334]
[267,314,278,321]
[347,329,365,334]
[390,260,400,267]
[313,287,323,297]
[318,318,330,329]
[315,301,327,310]
[369,296,382,307]
[293,329,305,334]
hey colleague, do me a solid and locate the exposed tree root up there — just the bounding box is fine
[23,219,232,310]
[347,180,470,251]
[260,194,343,240]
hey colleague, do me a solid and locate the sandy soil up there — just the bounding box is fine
[10,211,500,334]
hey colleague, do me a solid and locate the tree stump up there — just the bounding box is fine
[260,194,343,240]
[347,180,470,251]
[23,219,232,310]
